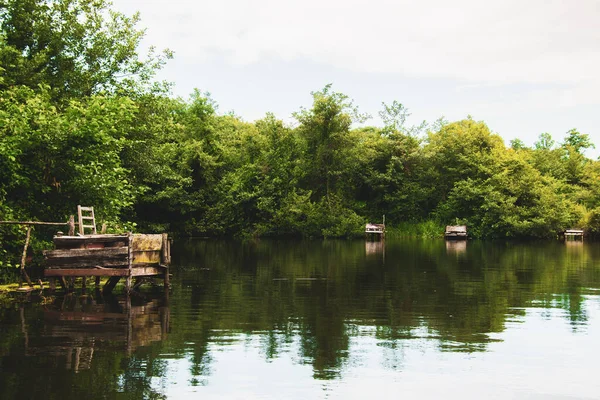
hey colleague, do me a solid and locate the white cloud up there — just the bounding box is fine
[112,0,600,156]
[118,0,600,86]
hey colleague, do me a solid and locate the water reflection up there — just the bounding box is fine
[171,239,600,380]
[1,239,600,398]
[20,293,169,371]
[364,239,384,256]
[0,292,170,399]
[445,239,467,254]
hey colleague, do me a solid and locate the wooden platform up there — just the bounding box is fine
[44,233,170,293]
[445,225,468,240]
[365,223,385,240]
[564,229,584,240]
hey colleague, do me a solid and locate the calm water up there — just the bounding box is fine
[1,239,600,399]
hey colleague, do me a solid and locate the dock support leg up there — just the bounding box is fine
[126,233,133,295]
[103,277,120,294]
[164,268,170,293]
[125,276,132,294]
[95,276,100,288]
[132,278,145,291]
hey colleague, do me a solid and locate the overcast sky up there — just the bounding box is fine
[113,0,600,157]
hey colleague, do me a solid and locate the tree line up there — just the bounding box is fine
[1,0,599,273]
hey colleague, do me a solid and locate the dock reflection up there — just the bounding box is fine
[365,240,385,256]
[445,239,467,254]
[27,293,169,371]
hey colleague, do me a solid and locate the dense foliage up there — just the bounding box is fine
[1,0,599,277]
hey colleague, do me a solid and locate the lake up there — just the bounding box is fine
[1,238,600,399]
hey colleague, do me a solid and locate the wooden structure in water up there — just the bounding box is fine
[445,225,468,239]
[45,233,170,294]
[564,229,584,241]
[42,205,170,294]
[365,215,386,239]
[2,205,171,293]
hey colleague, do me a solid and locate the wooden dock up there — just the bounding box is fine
[564,229,584,240]
[44,232,170,294]
[366,216,386,239]
[445,225,468,240]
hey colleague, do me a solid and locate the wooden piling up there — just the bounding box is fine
[103,277,121,294]
[126,233,133,294]
[68,215,75,236]
[161,233,170,293]
[19,226,34,288]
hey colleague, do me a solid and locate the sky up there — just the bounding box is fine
[112,0,600,158]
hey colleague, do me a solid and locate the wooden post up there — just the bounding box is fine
[102,277,120,294]
[68,215,75,236]
[77,205,83,235]
[161,233,170,293]
[19,226,34,288]
[126,233,133,294]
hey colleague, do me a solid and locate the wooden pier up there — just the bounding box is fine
[445,225,468,240]
[564,229,584,241]
[366,215,386,239]
[2,206,171,293]
[44,232,170,294]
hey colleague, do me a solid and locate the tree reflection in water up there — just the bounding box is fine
[0,238,599,398]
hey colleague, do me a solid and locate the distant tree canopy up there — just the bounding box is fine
[1,0,600,277]
[0,0,172,102]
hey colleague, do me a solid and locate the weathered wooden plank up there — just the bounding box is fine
[46,259,128,268]
[132,234,163,251]
[133,250,160,264]
[45,268,130,277]
[0,221,70,226]
[45,248,128,267]
[53,235,129,248]
[131,266,165,277]
[46,247,128,258]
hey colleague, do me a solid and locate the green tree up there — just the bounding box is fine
[0,85,138,223]
[424,117,504,208]
[294,84,367,204]
[563,129,594,154]
[0,0,172,102]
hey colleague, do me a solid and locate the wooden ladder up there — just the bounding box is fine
[77,205,97,235]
